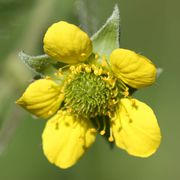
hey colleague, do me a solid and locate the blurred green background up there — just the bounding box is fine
[0,0,179,179]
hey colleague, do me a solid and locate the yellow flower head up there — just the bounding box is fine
[17,20,161,169]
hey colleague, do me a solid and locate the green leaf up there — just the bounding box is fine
[90,5,120,65]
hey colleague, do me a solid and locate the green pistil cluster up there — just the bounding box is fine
[64,64,120,118]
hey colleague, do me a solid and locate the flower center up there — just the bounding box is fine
[64,64,119,118]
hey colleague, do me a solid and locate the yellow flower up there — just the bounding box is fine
[17,21,161,169]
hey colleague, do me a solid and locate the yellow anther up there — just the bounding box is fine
[45,76,51,80]
[76,65,82,73]
[101,55,108,67]
[50,84,60,91]
[57,110,61,114]
[94,69,99,76]
[85,66,92,73]
[70,65,75,71]
[60,87,64,93]
[81,53,86,57]
[107,111,112,118]
[108,127,114,142]
[67,78,72,83]
[123,90,129,97]
[98,68,103,75]
[90,128,97,133]
[110,99,118,105]
[54,69,63,77]
[99,117,107,135]
[101,76,108,82]
[95,53,99,60]
[93,67,102,76]
[108,79,116,87]
[48,110,53,115]
[61,111,67,115]
[91,64,96,71]
[67,108,72,113]
[100,130,106,135]
[108,136,114,142]
[111,119,115,125]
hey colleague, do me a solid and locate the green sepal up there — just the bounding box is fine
[90,5,120,65]
[18,51,67,78]
[19,51,54,73]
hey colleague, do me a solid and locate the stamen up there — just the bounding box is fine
[117,79,129,92]
[61,111,67,115]
[100,117,106,136]
[95,53,99,60]
[67,108,72,113]
[100,130,106,135]
[123,89,129,97]
[121,103,133,123]
[94,68,103,76]
[101,55,108,67]
[81,53,86,57]
[98,68,103,75]
[45,76,51,80]
[108,127,114,142]
[50,84,61,91]
[76,65,82,73]
[70,65,76,72]
[91,64,97,71]
[90,128,97,133]
[85,66,91,73]
[54,69,63,77]
[48,110,53,116]
[94,69,99,76]
[109,99,118,107]
[107,111,113,118]
[95,117,101,130]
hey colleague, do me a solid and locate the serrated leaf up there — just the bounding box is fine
[91,5,120,64]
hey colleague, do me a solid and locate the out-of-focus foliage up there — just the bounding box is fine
[0,0,180,180]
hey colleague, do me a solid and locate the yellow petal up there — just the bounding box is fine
[42,111,96,169]
[16,79,64,119]
[43,21,92,64]
[112,98,161,157]
[110,48,157,88]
